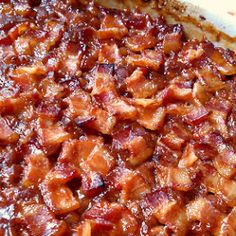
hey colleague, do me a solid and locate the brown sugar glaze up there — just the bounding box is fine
[1,0,236,235]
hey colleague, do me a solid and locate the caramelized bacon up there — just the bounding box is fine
[1,1,236,235]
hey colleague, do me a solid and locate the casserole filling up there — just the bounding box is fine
[1,0,236,235]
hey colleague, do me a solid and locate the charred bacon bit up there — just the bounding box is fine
[97,15,128,39]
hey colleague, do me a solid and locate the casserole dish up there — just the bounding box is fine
[0,0,236,235]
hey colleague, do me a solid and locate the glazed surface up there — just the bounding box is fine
[1,0,236,235]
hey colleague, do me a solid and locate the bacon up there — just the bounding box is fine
[161,131,185,150]
[74,221,92,236]
[41,164,80,214]
[22,152,50,187]
[22,204,66,236]
[136,105,166,131]
[219,208,236,235]
[97,15,128,39]
[0,117,19,143]
[163,32,182,54]
[67,90,116,134]
[83,202,138,235]
[98,43,121,64]
[203,43,236,75]
[120,172,151,202]
[186,198,225,235]
[125,31,157,52]
[196,67,226,92]
[126,50,163,71]
[184,106,210,125]
[146,189,187,235]
[80,142,115,176]
[163,84,193,103]
[193,82,211,105]
[204,173,236,207]
[58,136,115,176]
[125,68,158,98]
[157,166,193,191]
[41,183,80,214]
[39,125,71,152]
[178,144,198,168]
[81,172,105,198]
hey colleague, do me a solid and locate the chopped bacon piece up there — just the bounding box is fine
[113,122,155,166]
[125,32,157,52]
[209,110,229,139]
[97,15,128,39]
[136,105,166,131]
[204,43,236,75]
[125,68,158,98]
[150,226,169,236]
[178,144,198,168]
[161,131,185,150]
[22,204,66,236]
[163,32,182,54]
[196,67,226,92]
[98,43,121,64]
[106,98,137,120]
[39,125,71,151]
[146,189,187,235]
[184,106,210,125]
[23,152,50,187]
[41,183,80,215]
[59,136,115,176]
[127,50,163,71]
[125,136,154,166]
[0,117,19,143]
[186,198,225,234]
[83,202,138,235]
[193,82,211,105]
[74,221,92,236]
[219,208,236,235]
[120,172,151,202]
[82,172,105,198]
[80,143,115,176]
[157,166,193,191]
[163,84,193,103]
[204,173,236,207]
[214,154,236,178]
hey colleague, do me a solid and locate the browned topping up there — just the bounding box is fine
[1,1,236,235]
